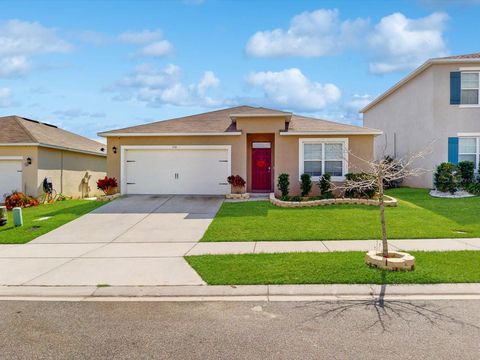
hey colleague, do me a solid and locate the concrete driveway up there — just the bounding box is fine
[0,195,223,286]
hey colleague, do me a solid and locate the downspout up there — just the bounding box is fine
[60,151,64,194]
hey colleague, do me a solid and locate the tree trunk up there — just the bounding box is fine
[378,173,389,259]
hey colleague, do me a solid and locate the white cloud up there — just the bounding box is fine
[53,109,106,119]
[0,56,30,77]
[139,40,173,57]
[118,29,173,57]
[345,94,373,113]
[118,30,165,44]
[245,9,368,57]
[0,19,72,77]
[111,64,223,107]
[0,87,13,107]
[368,12,449,74]
[245,68,341,111]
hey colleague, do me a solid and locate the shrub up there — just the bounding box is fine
[465,181,480,195]
[300,173,312,197]
[344,173,377,199]
[277,173,290,197]
[227,175,246,188]
[433,162,461,194]
[4,191,39,210]
[383,156,403,189]
[96,176,118,195]
[290,196,301,202]
[318,174,332,198]
[458,161,475,187]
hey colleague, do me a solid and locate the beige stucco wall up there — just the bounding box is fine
[105,116,375,196]
[37,147,106,198]
[0,146,38,196]
[364,62,480,188]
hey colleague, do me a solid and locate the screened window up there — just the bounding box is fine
[461,72,480,105]
[301,140,346,179]
[459,137,479,171]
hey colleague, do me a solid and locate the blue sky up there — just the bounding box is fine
[1,0,479,141]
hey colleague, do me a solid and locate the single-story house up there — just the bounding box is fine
[99,106,382,196]
[0,115,107,199]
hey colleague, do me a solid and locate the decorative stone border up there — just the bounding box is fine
[96,193,122,202]
[269,193,397,208]
[429,189,476,198]
[365,250,415,271]
[226,193,250,200]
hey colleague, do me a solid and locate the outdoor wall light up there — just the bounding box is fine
[100,147,105,152]
[26,157,32,165]
[112,146,117,154]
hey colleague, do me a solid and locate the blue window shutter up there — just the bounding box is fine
[448,137,459,164]
[450,72,461,105]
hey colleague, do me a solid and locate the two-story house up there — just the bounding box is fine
[362,53,480,188]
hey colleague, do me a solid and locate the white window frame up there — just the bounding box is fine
[460,71,480,106]
[458,137,480,173]
[299,138,348,181]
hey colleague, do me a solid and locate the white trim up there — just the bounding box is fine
[298,138,349,182]
[459,105,480,108]
[360,57,480,113]
[98,132,242,137]
[459,67,480,71]
[281,131,382,136]
[0,142,106,157]
[0,156,23,161]
[458,132,480,137]
[120,145,232,195]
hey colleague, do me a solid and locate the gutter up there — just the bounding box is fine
[280,131,383,136]
[97,132,243,137]
[0,142,106,157]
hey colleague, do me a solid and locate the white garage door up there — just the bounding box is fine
[0,158,22,199]
[123,146,231,195]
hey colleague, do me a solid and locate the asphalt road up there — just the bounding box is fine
[0,299,479,359]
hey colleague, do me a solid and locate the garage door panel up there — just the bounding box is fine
[124,148,230,195]
[0,160,22,198]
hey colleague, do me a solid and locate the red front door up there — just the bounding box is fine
[252,143,272,191]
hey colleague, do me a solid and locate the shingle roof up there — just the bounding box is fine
[99,106,380,136]
[0,115,106,155]
[434,52,480,60]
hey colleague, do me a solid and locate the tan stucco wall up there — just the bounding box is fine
[105,116,375,196]
[364,62,480,188]
[0,146,38,196]
[37,147,106,198]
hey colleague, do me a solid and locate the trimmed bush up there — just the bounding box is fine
[4,191,39,210]
[344,172,377,199]
[319,174,333,199]
[458,161,475,187]
[465,181,480,195]
[277,173,290,197]
[433,162,461,194]
[383,156,403,189]
[96,176,118,195]
[300,173,312,197]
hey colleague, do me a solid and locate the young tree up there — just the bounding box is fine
[333,146,431,259]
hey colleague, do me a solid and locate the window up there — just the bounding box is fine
[459,137,479,171]
[300,139,347,180]
[461,72,480,105]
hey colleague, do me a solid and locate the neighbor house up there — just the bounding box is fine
[362,52,480,188]
[0,115,107,199]
[99,106,381,196]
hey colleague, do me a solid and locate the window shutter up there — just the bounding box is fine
[448,137,459,164]
[450,72,461,105]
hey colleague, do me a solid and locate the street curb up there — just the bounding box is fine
[0,283,479,302]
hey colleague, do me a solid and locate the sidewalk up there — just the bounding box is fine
[1,283,479,302]
[186,238,480,255]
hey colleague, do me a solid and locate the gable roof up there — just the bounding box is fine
[360,52,480,113]
[0,115,106,156]
[99,106,381,137]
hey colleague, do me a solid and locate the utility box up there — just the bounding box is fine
[13,207,23,227]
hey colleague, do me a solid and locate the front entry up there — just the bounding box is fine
[251,142,272,192]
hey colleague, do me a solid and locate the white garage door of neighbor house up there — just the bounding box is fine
[0,159,22,199]
[124,147,230,195]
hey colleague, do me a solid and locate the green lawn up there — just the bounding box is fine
[186,251,480,285]
[0,200,106,244]
[201,188,480,241]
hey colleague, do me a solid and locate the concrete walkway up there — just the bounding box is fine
[186,238,480,255]
[0,195,223,287]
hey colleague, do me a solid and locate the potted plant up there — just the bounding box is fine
[227,175,246,194]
